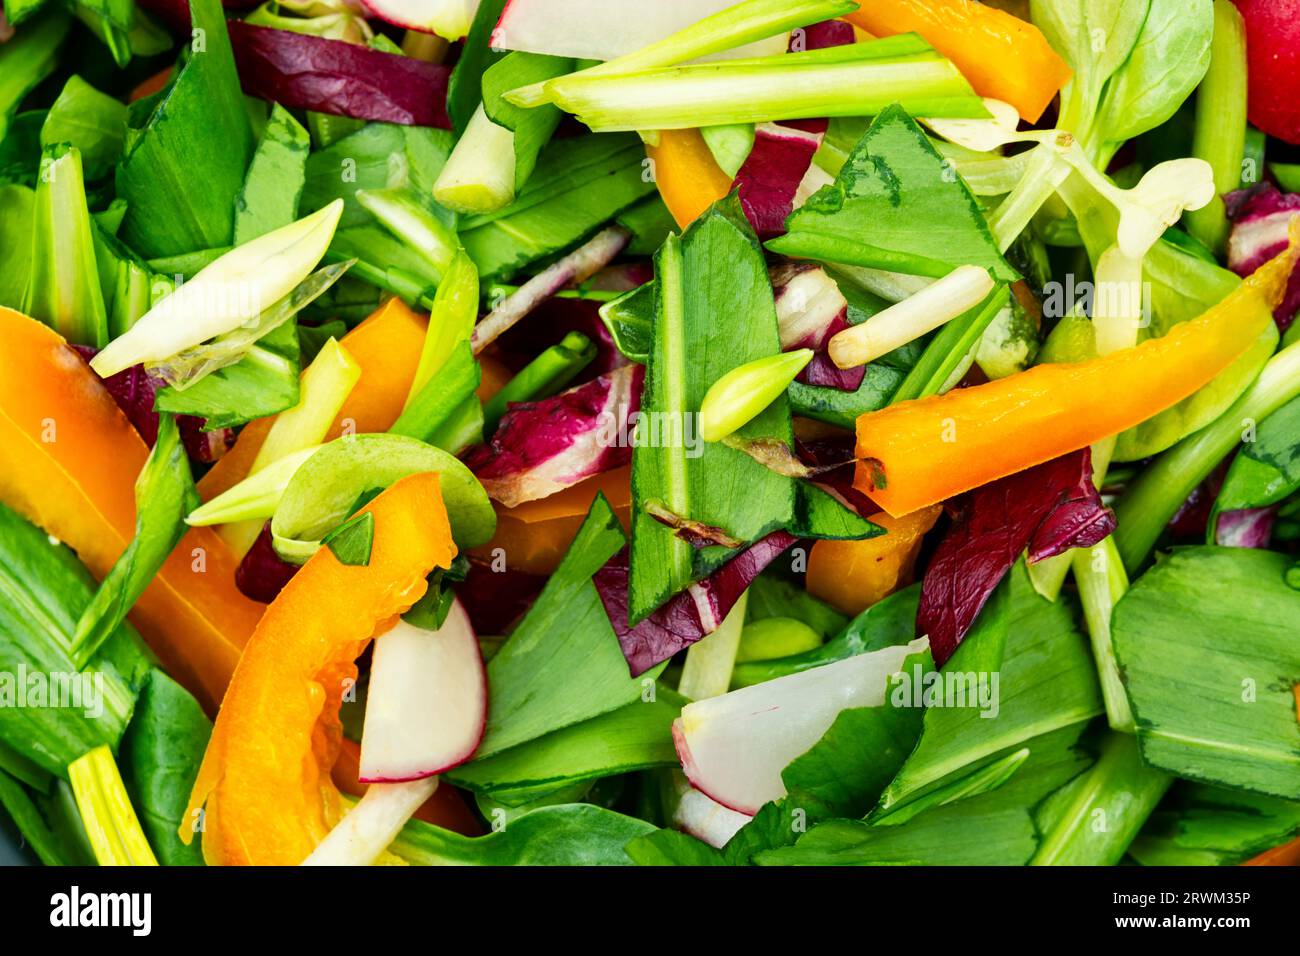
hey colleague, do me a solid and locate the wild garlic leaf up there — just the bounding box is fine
[768,105,1019,282]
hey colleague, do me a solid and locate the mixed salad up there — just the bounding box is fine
[0,0,1298,868]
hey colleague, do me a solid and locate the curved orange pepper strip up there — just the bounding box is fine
[845,0,1071,123]
[806,506,941,616]
[0,308,264,712]
[1244,835,1300,866]
[198,296,429,502]
[646,129,734,229]
[183,472,456,865]
[469,466,632,575]
[854,236,1300,518]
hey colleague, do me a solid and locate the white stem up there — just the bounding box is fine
[471,226,631,354]
[829,265,994,369]
[301,777,439,866]
[678,591,749,701]
[433,105,518,215]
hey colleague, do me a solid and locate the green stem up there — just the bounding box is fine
[482,331,596,433]
[1030,732,1170,866]
[1072,538,1134,732]
[1184,0,1247,256]
[1114,339,1300,573]
[67,745,158,866]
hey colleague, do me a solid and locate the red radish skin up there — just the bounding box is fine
[1233,0,1300,144]
[672,720,757,816]
[357,601,488,783]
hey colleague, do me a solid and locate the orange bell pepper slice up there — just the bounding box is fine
[845,0,1071,123]
[1244,835,1300,866]
[646,129,734,229]
[806,506,941,615]
[854,234,1300,518]
[198,296,428,502]
[331,738,482,836]
[0,308,264,712]
[183,472,456,865]
[470,466,632,575]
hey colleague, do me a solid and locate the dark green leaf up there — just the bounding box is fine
[233,102,310,245]
[482,52,571,191]
[322,510,374,567]
[1128,781,1300,866]
[39,74,127,177]
[445,0,509,135]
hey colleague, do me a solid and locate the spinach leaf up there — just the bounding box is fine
[116,0,255,257]
[39,75,127,178]
[477,494,666,758]
[1212,394,1300,523]
[118,669,210,866]
[391,803,655,866]
[0,503,152,776]
[768,105,1018,282]
[233,102,310,244]
[447,689,683,801]
[0,10,69,145]
[1128,782,1300,866]
[1112,547,1300,799]
[71,414,198,667]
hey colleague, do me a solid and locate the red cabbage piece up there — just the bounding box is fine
[227,22,451,128]
[72,346,233,464]
[1225,183,1300,329]
[785,19,856,136]
[454,558,548,635]
[595,532,799,677]
[1214,507,1276,549]
[773,265,863,392]
[235,522,300,603]
[918,447,1116,665]
[1167,458,1232,539]
[463,363,643,508]
[493,296,629,380]
[735,123,822,239]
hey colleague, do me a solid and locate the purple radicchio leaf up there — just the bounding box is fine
[595,532,798,677]
[1214,507,1276,549]
[918,447,1115,665]
[463,363,643,509]
[773,266,863,392]
[1225,183,1300,330]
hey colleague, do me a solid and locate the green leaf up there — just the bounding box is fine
[115,0,255,257]
[271,433,495,560]
[744,574,847,640]
[482,52,571,190]
[1112,547,1300,799]
[780,647,933,821]
[872,564,1102,821]
[154,319,302,429]
[769,105,1018,281]
[0,10,69,144]
[0,184,34,309]
[891,285,1010,403]
[459,133,656,280]
[481,331,595,433]
[447,689,683,799]
[1212,393,1300,524]
[233,103,310,245]
[599,282,653,364]
[1128,782,1300,866]
[630,198,796,621]
[391,803,654,865]
[321,510,374,566]
[118,669,210,866]
[0,502,152,777]
[0,773,93,866]
[445,0,509,135]
[616,194,676,256]
[71,414,198,667]
[478,494,665,758]
[23,144,108,347]
[39,74,127,178]
[91,219,156,339]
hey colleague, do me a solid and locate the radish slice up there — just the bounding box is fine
[302,778,438,865]
[357,599,487,782]
[673,638,930,814]
[362,0,479,39]
[490,0,788,62]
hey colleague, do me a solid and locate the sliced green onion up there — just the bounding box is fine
[186,444,322,527]
[24,145,108,347]
[531,41,987,132]
[406,250,479,410]
[699,349,813,443]
[432,105,518,214]
[354,188,457,279]
[1073,538,1134,732]
[68,745,158,866]
[829,265,994,369]
[482,330,596,432]
[92,199,344,377]
[1184,0,1247,256]
[508,0,858,108]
